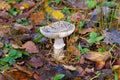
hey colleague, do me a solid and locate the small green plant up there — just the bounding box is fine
[87,32,104,44]
[0,44,29,67]
[9,8,19,16]
[114,70,118,80]
[16,18,30,26]
[103,1,117,7]
[98,47,106,52]
[86,0,97,8]
[75,46,89,60]
[55,0,62,4]
[62,6,71,15]
[77,21,86,30]
[78,46,89,55]
[53,74,65,80]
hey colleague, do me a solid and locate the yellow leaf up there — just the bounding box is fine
[52,10,64,20]
[44,0,64,20]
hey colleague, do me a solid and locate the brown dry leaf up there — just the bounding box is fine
[13,63,33,76]
[27,57,43,68]
[70,12,85,22]
[12,44,23,49]
[67,45,80,56]
[33,73,43,80]
[0,28,9,37]
[13,23,33,33]
[0,11,10,19]
[84,51,110,61]
[0,1,11,11]
[14,1,35,10]
[75,28,96,34]
[30,12,44,25]
[4,70,32,80]
[63,64,77,71]
[68,36,79,44]
[95,61,105,70]
[22,41,39,54]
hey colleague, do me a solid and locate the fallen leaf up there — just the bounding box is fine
[13,23,33,33]
[27,57,43,68]
[13,63,33,76]
[4,70,32,80]
[33,73,43,80]
[103,29,120,44]
[51,10,64,20]
[45,0,64,20]
[22,41,39,54]
[63,0,89,10]
[63,64,77,71]
[0,1,11,11]
[14,1,35,10]
[70,12,85,22]
[67,45,80,56]
[75,28,96,34]
[30,12,44,25]
[84,67,94,73]
[12,44,23,49]
[0,11,10,19]
[84,51,110,61]
[95,61,105,70]
[0,42,4,48]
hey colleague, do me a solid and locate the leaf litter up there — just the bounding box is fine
[0,0,120,80]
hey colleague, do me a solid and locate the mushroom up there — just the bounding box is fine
[40,21,75,60]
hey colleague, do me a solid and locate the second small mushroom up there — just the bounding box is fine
[40,21,75,60]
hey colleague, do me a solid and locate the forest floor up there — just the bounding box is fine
[0,0,120,80]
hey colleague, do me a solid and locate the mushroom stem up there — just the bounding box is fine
[53,38,65,60]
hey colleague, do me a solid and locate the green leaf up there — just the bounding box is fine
[96,36,104,42]
[86,0,97,8]
[3,56,11,62]
[83,48,89,54]
[55,0,61,4]
[8,58,15,65]
[0,65,10,71]
[0,59,7,66]
[77,21,85,30]
[98,48,106,52]
[114,71,118,80]
[87,38,96,44]
[62,6,71,15]
[90,32,97,38]
[22,52,29,56]
[103,1,117,7]
[53,74,65,80]
[9,8,18,16]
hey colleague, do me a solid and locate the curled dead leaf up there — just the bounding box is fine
[75,28,96,34]
[84,51,110,62]
[14,1,35,10]
[27,57,43,68]
[70,12,85,22]
[63,64,77,71]
[22,41,39,54]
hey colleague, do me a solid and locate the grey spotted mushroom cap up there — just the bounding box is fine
[40,21,75,38]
